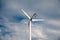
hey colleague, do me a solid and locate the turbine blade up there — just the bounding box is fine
[32,19,44,21]
[21,9,30,19]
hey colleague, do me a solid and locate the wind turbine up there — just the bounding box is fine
[21,9,44,40]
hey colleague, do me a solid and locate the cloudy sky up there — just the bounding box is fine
[0,0,60,40]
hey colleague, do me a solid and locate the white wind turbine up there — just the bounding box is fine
[21,9,44,40]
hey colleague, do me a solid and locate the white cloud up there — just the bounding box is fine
[46,19,60,27]
[31,25,48,40]
[47,28,60,35]
[0,18,29,40]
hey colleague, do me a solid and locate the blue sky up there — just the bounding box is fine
[0,0,60,40]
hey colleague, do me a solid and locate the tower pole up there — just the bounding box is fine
[29,21,31,40]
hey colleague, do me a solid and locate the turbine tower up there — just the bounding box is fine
[21,9,44,40]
